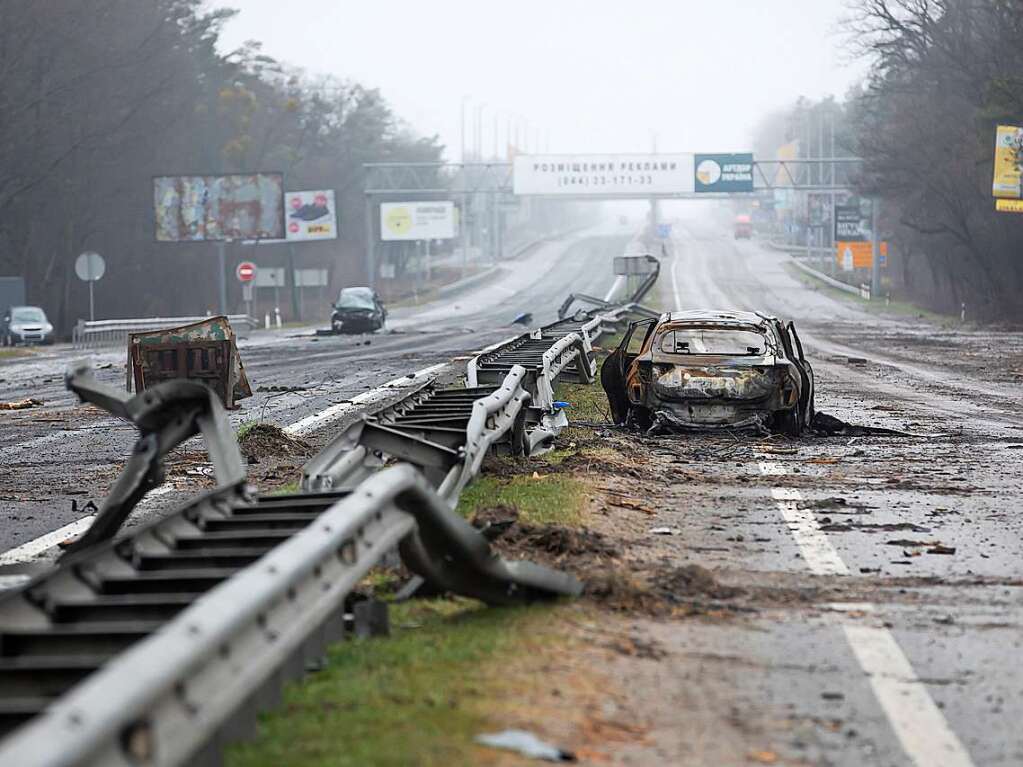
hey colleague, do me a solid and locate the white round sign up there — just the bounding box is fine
[75,251,106,282]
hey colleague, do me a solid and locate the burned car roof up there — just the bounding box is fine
[660,309,776,326]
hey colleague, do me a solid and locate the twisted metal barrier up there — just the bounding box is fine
[0,365,579,765]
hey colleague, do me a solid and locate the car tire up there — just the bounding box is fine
[775,408,803,437]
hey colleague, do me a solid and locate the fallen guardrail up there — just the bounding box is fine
[0,367,579,765]
[73,315,260,349]
[303,367,530,503]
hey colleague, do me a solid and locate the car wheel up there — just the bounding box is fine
[775,408,803,437]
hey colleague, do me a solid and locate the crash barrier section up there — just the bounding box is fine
[72,315,259,349]
[558,253,661,320]
[788,257,863,297]
[302,366,531,504]
[0,371,579,766]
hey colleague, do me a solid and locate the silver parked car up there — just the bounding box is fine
[1,305,55,345]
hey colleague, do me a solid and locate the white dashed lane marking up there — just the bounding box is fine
[759,460,975,767]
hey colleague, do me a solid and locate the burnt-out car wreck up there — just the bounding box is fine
[601,310,815,435]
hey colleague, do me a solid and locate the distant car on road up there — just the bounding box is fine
[734,214,752,239]
[601,310,815,435]
[1,305,55,346]
[331,287,387,334]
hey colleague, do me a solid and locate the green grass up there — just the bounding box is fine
[227,600,552,767]
[236,420,258,441]
[268,480,300,495]
[456,473,586,527]
[783,261,960,326]
[556,380,612,424]
[0,348,32,360]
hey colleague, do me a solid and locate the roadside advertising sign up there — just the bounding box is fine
[694,153,754,193]
[992,125,1023,200]
[995,198,1023,213]
[153,173,285,242]
[834,204,866,241]
[512,154,695,196]
[285,190,338,241]
[380,201,457,241]
[836,241,888,271]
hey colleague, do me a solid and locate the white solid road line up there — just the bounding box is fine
[284,362,448,436]
[0,515,96,567]
[759,460,975,767]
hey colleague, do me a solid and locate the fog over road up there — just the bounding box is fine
[2,215,1021,765]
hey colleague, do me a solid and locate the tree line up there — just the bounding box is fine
[756,0,1023,321]
[0,0,442,330]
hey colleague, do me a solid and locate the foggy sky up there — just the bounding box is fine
[211,0,866,159]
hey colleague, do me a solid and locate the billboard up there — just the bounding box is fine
[992,125,1023,199]
[285,190,338,241]
[154,174,284,242]
[380,201,456,241]
[513,154,695,196]
[694,153,754,193]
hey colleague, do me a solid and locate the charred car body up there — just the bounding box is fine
[330,286,387,333]
[601,310,814,435]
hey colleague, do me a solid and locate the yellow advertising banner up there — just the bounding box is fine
[836,241,888,271]
[992,125,1022,199]
[995,198,1023,213]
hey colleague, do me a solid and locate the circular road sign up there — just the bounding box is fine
[75,251,106,282]
[236,261,257,283]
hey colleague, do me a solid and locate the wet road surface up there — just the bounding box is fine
[0,230,625,561]
[607,215,1023,765]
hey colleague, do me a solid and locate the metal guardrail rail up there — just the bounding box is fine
[0,365,579,765]
[73,315,259,349]
[303,368,530,503]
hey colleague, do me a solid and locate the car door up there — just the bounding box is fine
[786,321,814,420]
[600,318,656,424]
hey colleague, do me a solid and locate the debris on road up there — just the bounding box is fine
[809,412,914,437]
[238,423,311,461]
[0,397,43,410]
[475,729,576,762]
[927,544,957,555]
[648,526,677,535]
[128,315,252,408]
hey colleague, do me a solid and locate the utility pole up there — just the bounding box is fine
[870,198,881,298]
[217,240,227,314]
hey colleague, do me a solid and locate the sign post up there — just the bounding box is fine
[74,251,106,321]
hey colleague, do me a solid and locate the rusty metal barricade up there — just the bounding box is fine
[127,315,252,408]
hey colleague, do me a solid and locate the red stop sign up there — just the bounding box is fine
[236,261,257,283]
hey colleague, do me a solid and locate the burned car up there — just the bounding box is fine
[601,310,814,435]
[330,286,387,333]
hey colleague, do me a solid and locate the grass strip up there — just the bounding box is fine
[457,473,586,527]
[227,599,550,767]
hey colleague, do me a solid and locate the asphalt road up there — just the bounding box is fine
[0,227,627,563]
[625,214,1023,766]
[4,213,1021,765]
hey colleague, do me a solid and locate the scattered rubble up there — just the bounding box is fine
[238,423,311,461]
